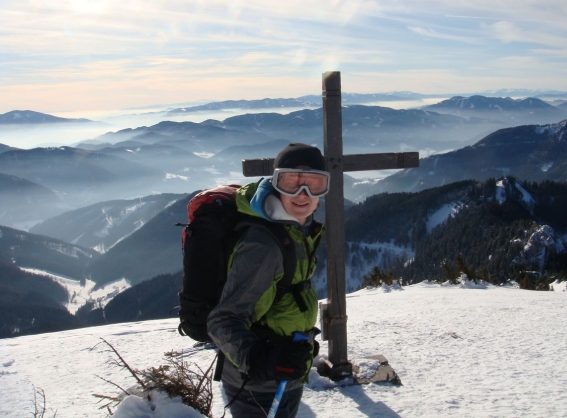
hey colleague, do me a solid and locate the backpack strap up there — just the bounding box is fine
[214,350,225,382]
[235,219,309,312]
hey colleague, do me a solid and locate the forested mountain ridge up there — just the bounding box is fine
[0,262,79,338]
[84,194,196,287]
[0,226,97,337]
[0,225,99,280]
[334,177,567,292]
[29,193,188,252]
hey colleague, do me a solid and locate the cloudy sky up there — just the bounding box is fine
[1,0,566,115]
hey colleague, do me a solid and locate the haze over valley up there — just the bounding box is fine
[2,91,567,229]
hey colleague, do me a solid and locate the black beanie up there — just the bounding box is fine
[274,143,326,171]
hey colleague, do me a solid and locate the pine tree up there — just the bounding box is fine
[442,261,458,284]
[363,266,383,287]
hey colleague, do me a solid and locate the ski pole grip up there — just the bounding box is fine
[292,331,310,343]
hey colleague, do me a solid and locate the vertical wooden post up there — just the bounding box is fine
[321,71,352,378]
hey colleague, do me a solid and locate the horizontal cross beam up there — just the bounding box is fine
[241,152,419,177]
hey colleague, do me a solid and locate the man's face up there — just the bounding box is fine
[280,191,319,225]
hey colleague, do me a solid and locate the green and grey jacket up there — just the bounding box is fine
[207,178,324,392]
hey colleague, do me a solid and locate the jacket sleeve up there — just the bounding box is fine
[207,226,283,372]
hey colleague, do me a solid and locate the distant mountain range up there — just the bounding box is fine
[0,110,92,124]
[479,88,567,98]
[166,98,320,115]
[3,90,567,126]
[164,92,442,115]
[163,90,567,114]
[87,119,272,153]
[0,143,18,153]
[87,96,567,154]
[309,91,440,102]
[356,120,567,199]
[423,96,566,125]
[212,105,476,154]
[77,96,567,158]
[1,96,567,230]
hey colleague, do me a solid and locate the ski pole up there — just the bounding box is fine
[267,380,287,418]
[267,332,310,418]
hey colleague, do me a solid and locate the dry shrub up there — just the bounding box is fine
[32,386,57,418]
[93,338,215,417]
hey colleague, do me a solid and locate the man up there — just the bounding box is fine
[207,143,329,417]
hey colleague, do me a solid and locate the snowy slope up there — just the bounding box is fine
[1,282,566,417]
[19,268,130,314]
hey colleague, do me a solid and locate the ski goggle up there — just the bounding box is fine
[272,168,331,198]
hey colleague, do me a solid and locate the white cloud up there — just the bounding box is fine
[489,21,523,43]
[1,0,566,113]
[408,26,481,44]
[531,48,567,58]
[488,20,567,48]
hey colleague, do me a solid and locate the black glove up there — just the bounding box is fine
[247,339,312,381]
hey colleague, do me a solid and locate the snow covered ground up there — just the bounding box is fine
[1,280,566,417]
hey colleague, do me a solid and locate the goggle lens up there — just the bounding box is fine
[272,169,330,198]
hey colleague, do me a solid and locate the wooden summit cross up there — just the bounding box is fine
[242,71,419,381]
